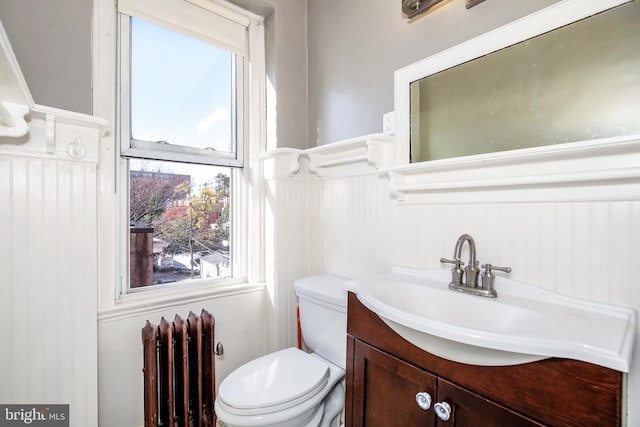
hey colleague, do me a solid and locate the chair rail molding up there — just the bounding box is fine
[262,132,640,204]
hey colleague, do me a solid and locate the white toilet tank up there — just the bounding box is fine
[294,275,348,370]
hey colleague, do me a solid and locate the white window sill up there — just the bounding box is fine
[98,279,265,322]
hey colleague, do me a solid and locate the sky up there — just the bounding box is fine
[130,17,233,153]
[129,17,233,182]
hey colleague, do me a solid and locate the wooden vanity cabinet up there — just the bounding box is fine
[345,292,624,427]
[352,339,437,426]
[351,340,542,427]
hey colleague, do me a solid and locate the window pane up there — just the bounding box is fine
[130,17,235,154]
[129,159,231,288]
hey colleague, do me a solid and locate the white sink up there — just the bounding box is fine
[345,266,636,372]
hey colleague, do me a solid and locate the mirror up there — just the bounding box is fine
[411,0,640,162]
[394,0,640,165]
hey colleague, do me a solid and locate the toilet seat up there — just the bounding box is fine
[218,348,330,416]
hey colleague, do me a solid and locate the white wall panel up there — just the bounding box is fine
[97,290,266,427]
[307,174,395,279]
[272,166,640,425]
[267,177,309,351]
[0,154,98,427]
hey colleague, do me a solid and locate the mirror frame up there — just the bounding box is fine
[387,0,640,204]
[393,0,632,166]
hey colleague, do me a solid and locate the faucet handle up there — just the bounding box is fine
[480,263,512,294]
[441,258,464,285]
[481,264,512,274]
[440,257,464,267]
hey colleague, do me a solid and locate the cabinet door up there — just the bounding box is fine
[435,379,545,427]
[352,340,437,427]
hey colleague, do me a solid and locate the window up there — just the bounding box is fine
[128,160,231,288]
[117,0,255,292]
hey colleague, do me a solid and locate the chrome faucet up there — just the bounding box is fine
[440,233,479,287]
[455,234,479,288]
[440,234,511,298]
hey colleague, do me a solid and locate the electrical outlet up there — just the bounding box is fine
[383,111,395,135]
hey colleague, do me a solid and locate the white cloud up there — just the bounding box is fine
[197,108,229,133]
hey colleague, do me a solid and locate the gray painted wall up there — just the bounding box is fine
[307,0,561,146]
[0,0,92,114]
[0,0,308,149]
[262,0,308,150]
[0,0,562,147]
[227,0,309,150]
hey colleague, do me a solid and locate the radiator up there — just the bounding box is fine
[142,310,216,427]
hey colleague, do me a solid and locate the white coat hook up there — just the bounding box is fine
[66,134,87,160]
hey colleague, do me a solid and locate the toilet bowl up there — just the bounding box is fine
[214,349,345,427]
[215,275,348,427]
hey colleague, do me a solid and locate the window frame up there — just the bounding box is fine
[109,0,264,298]
[118,14,245,168]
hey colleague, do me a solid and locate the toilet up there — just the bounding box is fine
[214,275,348,427]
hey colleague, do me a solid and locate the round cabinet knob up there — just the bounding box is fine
[434,401,452,421]
[415,392,432,411]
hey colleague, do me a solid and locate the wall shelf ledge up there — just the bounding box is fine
[260,134,394,179]
[260,148,303,179]
[386,134,640,204]
[306,133,394,176]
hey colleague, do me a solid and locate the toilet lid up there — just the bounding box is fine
[218,348,330,414]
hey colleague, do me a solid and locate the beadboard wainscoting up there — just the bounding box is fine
[0,24,107,425]
[0,140,103,426]
[265,174,310,351]
[263,134,640,425]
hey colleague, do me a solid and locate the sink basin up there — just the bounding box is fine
[345,266,636,372]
